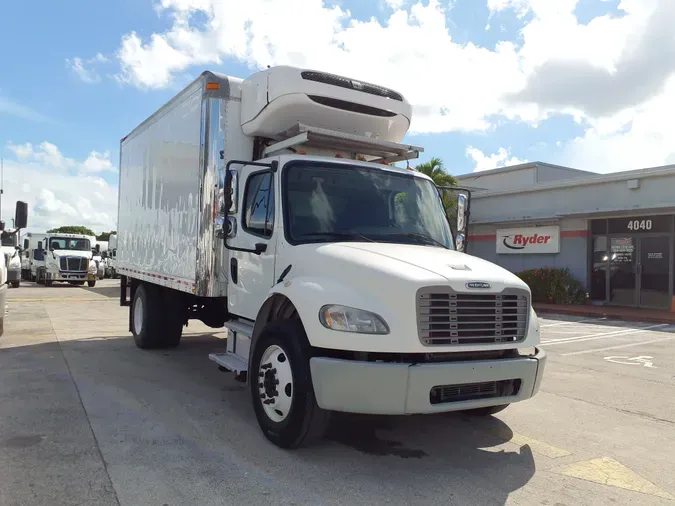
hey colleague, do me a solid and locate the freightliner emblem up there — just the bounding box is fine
[466,281,491,289]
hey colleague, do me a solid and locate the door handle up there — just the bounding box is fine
[230,258,238,284]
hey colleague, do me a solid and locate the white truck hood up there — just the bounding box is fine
[53,250,91,258]
[307,241,529,291]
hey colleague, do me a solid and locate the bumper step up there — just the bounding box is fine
[209,352,248,373]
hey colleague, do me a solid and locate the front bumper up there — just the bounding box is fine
[309,347,547,415]
[47,270,96,282]
[7,268,20,283]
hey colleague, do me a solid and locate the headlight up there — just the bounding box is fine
[319,305,389,334]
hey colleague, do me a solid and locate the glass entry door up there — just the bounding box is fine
[609,237,637,306]
[639,236,671,308]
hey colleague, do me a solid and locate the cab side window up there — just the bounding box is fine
[243,172,275,238]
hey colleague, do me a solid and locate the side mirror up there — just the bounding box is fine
[456,232,466,253]
[456,193,468,233]
[14,201,28,229]
[223,169,239,215]
[0,220,5,232]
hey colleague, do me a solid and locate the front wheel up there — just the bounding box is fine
[462,404,510,416]
[10,281,19,289]
[250,319,331,449]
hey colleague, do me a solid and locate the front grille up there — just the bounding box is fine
[301,71,404,101]
[430,379,521,405]
[59,257,87,272]
[308,95,398,117]
[417,287,529,346]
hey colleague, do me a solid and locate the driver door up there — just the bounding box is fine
[226,166,278,321]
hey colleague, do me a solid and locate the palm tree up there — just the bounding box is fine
[414,157,458,187]
[414,157,457,215]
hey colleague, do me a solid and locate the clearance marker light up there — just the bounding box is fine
[206,82,220,90]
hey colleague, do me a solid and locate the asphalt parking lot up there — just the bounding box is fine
[1,280,674,505]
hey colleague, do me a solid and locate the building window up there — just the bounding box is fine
[243,172,275,238]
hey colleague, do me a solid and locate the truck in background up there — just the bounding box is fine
[1,229,22,289]
[116,66,546,449]
[106,234,118,278]
[1,202,28,334]
[41,233,98,287]
[89,238,106,280]
[21,232,47,282]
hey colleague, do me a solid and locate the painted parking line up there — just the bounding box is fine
[561,335,675,356]
[541,324,670,346]
[540,318,602,328]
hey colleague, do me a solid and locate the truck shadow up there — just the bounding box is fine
[2,332,537,505]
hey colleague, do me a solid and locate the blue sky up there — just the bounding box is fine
[1,0,673,232]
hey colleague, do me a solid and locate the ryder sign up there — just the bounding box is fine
[496,226,560,254]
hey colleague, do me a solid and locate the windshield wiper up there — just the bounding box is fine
[376,232,449,249]
[298,231,375,242]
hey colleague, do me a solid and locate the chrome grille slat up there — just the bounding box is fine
[417,287,529,346]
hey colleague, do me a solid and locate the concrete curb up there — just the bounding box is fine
[534,305,675,325]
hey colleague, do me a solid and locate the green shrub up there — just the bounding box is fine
[516,267,587,305]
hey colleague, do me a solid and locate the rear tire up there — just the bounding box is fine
[45,279,53,287]
[462,404,510,416]
[250,318,331,449]
[131,283,183,349]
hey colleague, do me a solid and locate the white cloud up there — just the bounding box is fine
[71,0,675,172]
[466,146,528,172]
[81,151,117,174]
[6,142,117,175]
[2,143,118,233]
[7,142,33,160]
[66,53,110,84]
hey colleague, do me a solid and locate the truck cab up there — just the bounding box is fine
[42,233,98,287]
[117,65,546,450]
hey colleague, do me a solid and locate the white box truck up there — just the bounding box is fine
[21,232,47,282]
[1,201,28,334]
[116,66,546,449]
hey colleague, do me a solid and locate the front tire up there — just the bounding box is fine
[10,281,19,288]
[88,280,96,287]
[250,319,331,449]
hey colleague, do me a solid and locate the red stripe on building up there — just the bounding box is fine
[471,234,497,242]
[560,230,589,238]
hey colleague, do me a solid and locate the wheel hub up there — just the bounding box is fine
[257,345,294,422]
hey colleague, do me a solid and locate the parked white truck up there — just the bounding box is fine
[42,233,98,287]
[117,66,546,449]
[106,234,118,278]
[0,202,28,335]
[21,232,47,282]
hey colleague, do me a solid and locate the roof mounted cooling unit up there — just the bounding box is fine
[240,66,412,142]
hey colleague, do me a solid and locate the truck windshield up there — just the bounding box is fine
[49,237,91,251]
[283,162,454,248]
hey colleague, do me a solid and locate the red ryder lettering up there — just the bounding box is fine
[513,233,552,245]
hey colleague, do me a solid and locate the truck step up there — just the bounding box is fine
[209,352,248,374]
